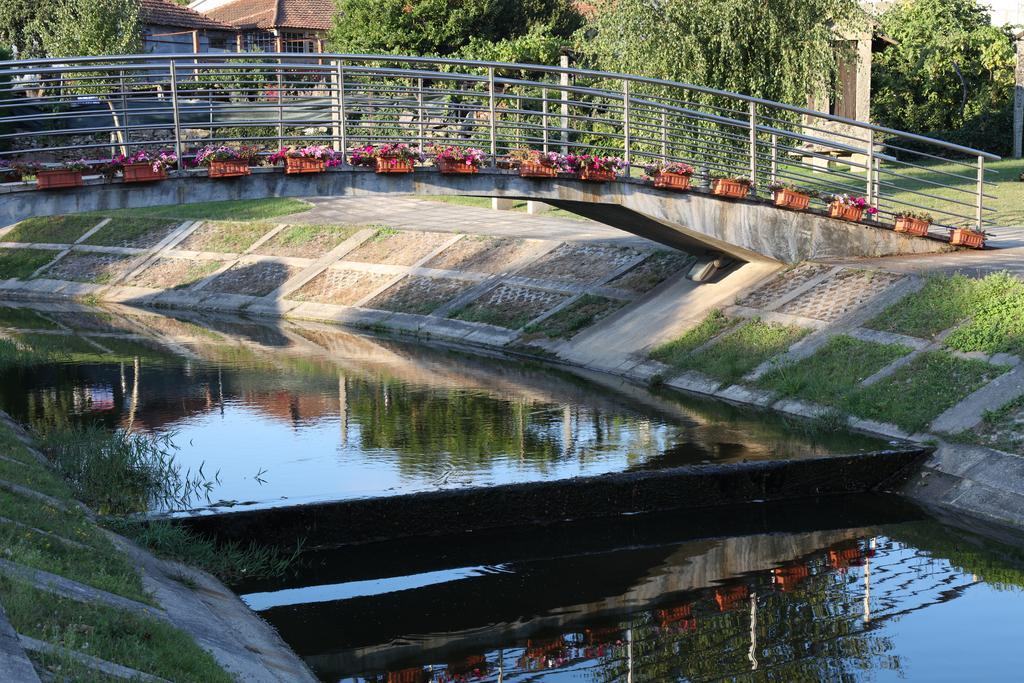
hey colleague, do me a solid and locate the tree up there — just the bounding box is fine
[0,0,61,57]
[40,0,141,58]
[871,0,1016,154]
[328,0,581,57]
[572,0,861,107]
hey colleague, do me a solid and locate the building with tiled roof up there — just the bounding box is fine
[188,0,336,53]
[139,0,239,54]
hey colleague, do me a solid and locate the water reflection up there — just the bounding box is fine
[234,503,1024,682]
[0,304,888,511]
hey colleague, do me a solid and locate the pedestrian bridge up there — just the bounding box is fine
[0,53,999,264]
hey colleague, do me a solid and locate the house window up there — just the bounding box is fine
[209,36,228,50]
[244,31,277,52]
[830,41,858,120]
[282,31,315,53]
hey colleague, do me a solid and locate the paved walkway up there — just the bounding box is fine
[291,197,655,247]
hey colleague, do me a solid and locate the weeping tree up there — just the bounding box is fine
[40,0,141,58]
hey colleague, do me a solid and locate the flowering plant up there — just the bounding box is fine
[430,145,487,168]
[507,149,562,167]
[644,162,694,178]
[60,159,92,172]
[348,143,425,166]
[105,149,178,177]
[192,145,261,168]
[709,170,752,184]
[829,194,878,215]
[767,182,815,197]
[894,210,933,222]
[267,145,342,167]
[563,153,625,174]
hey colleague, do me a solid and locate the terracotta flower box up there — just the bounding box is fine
[950,228,985,249]
[579,167,616,182]
[285,157,325,175]
[829,201,863,222]
[653,172,691,191]
[894,216,930,236]
[36,169,84,190]
[519,160,559,178]
[711,178,750,199]
[375,157,414,174]
[123,162,167,183]
[436,158,478,174]
[208,160,251,178]
[773,188,811,211]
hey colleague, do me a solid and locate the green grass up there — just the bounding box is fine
[0,576,234,683]
[28,650,127,682]
[82,218,180,247]
[183,221,276,253]
[844,351,1007,433]
[3,216,100,244]
[758,335,912,406]
[866,273,990,339]
[84,197,312,222]
[0,248,57,279]
[266,223,360,248]
[523,295,624,339]
[668,319,810,384]
[649,310,735,368]
[0,489,102,548]
[950,394,1024,453]
[451,302,540,330]
[944,275,1024,357]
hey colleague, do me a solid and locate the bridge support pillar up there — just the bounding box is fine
[526,201,552,215]
[492,198,516,211]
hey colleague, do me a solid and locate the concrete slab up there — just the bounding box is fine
[931,365,1024,434]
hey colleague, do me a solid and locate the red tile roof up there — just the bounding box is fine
[201,0,334,31]
[140,0,237,31]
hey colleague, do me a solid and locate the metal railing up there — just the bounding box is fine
[0,53,1002,231]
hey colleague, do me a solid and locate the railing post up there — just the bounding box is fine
[417,77,425,152]
[336,61,347,162]
[622,80,631,173]
[770,133,778,185]
[168,60,183,176]
[977,155,985,232]
[661,111,668,161]
[277,56,285,150]
[542,87,549,154]
[330,60,341,153]
[748,101,757,196]
[865,130,875,206]
[560,55,569,155]
[488,67,497,166]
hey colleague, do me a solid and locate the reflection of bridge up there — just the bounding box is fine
[0,54,1000,264]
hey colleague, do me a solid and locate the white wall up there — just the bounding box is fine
[985,0,1023,26]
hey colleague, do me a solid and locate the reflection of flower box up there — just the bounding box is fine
[208,160,251,178]
[520,161,559,178]
[773,188,810,210]
[828,201,863,222]
[711,178,750,199]
[436,158,478,174]
[285,157,325,174]
[772,565,810,592]
[579,167,616,182]
[714,585,749,612]
[950,228,985,249]
[124,162,167,183]
[894,216,930,236]
[375,157,414,174]
[36,169,84,190]
[653,172,691,191]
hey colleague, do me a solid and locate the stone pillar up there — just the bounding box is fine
[526,201,552,215]
[492,198,515,211]
[1014,36,1023,159]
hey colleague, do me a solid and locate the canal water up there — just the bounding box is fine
[0,305,887,512]
[4,304,1024,681]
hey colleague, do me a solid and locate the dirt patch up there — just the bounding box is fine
[205,261,303,297]
[423,237,538,273]
[343,229,452,266]
[176,221,277,254]
[366,276,472,315]
[287,268,394,306]
[130,258,225,289]
[450,283,569,329]
[83,219,181,249]
[256,224,363,259]
[517,243,643,284]
[43,252,135,284]
[608,250,692,293]
[779,269,904,322]
[736,263,831,309]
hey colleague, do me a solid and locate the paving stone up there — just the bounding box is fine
[40,252,135,285]
[343,230,452,266]
[129,258,227,290]
[735,263,832,309]
[286,268,394,306]
[423,236,538,273]
[607,250,693,293]
[779,269,904,322]
[450,283,570,330]
[516,243,643,284]
[365,275,473,315]
[204,261,303,298]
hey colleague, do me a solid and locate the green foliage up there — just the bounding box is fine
[649,310,734,368]
[0,248,57,279]
[328,0,581,56]
[575,0,860,106]
[85,198,312,222]
[0,0,58,57]
[4,215,100,244]
[843,351,1006,433]
[36,424,215,515]
[758,335,911,405]
[871,0,1016,154]
[39,0,141,58]
[523,294,623,339]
